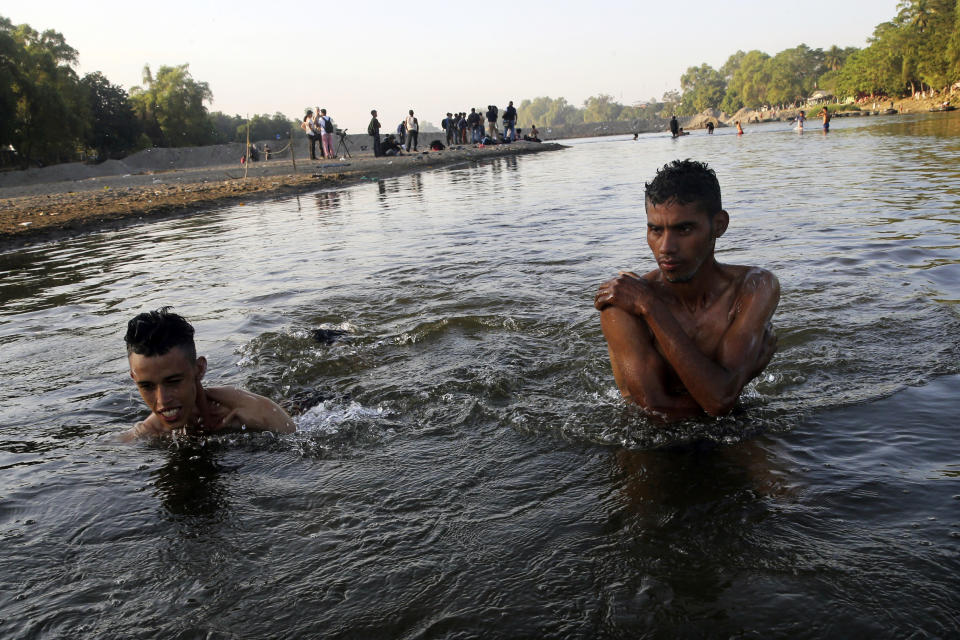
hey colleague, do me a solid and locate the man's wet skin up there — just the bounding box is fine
[129,347,221,432]
[125,347,295,440]
[595,198,779,421]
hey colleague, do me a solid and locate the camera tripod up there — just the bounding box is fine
[334,129,352,158]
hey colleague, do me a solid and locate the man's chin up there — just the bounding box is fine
[662,270,695,284]
[156,409,190,430]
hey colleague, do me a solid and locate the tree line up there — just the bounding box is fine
[517,0,960,128]
[1,15,296,168]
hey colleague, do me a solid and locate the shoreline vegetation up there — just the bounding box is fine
[0,142,565,250]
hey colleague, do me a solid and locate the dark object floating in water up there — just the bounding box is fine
[312,328,348,344]
[286,389,337,415]
[930,105,957,112]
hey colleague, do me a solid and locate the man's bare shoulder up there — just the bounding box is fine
[723,265,780,297]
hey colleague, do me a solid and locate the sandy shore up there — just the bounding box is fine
[0,141,565,250]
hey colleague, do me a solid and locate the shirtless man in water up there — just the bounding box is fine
[120,308,295,441]
[594,160,779,421]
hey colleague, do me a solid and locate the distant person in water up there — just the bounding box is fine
[706,122,715,134]
[796,110,805,132]
[669,115,679,138]
[594,159,780,421]
[820,107,830,132]
[120,308,295,441]
[736,121,744,135]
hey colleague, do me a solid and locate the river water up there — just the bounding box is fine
[1,113,959,638]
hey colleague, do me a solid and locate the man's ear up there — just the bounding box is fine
[712,210,729,238]
[195,356,207,380]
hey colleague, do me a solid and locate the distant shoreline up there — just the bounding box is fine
[0,142,565,250]
[537,93,960,140]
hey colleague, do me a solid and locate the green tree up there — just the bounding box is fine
[765,44,824,106]
[950,0,960,79]
[824,45,844,71]
[516,96,583,127]
[130,63,214,147]
[0,17,20,155]
[208,111,245,143]
[0,17,87,165]
[240,112,298,142]
[582,94,622,122]
[720,50,770,112]
[720,50,747,79]
[679,63,726,114]
[80,71,142,159]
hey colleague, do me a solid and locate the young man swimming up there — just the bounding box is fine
[121,308,295,440]
[594,160,779,421]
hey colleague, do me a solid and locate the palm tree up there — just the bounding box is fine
[898,0,931,33]
[825,45,844,71]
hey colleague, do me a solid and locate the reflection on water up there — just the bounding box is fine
[1,112,959,637]
[152,441,230,518]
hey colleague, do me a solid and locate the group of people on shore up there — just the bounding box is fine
[365,102,541,157]
[300,107,338,160]
[432,102,541,146]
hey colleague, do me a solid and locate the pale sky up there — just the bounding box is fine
[6,0,899,131]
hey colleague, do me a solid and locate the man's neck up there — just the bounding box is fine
[660,259,727,310]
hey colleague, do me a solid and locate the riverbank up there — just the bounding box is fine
[0,141,565,249]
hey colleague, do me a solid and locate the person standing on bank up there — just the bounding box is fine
[468,108,483,143]
[301,110,319,160]
[406,110,419,151]
[486,105,499,139]
[314,107,326,158]
[318,108,335,159]
[502,101,518,141]
[368,109,382,157]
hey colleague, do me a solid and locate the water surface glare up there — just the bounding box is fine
[1,113,959,637]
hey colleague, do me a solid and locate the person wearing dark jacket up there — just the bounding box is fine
[467,108,482,143]
[368,109,382,157]
[502,101,517,141]
[442,112,454,145]
[485,105,499,139]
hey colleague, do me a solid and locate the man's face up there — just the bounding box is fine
[129,347,206,430]
[645,199,727,283]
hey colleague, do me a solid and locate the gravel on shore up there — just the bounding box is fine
[0,142,565,250]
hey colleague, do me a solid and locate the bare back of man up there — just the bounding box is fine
[595,160,779,421]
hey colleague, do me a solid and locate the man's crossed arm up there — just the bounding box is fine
[595,269,779,420]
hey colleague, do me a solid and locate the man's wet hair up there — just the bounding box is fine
[644,159,722,218]
[125,307,196,361]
